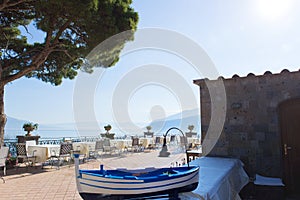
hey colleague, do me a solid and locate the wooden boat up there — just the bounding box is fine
[74,154,199,199]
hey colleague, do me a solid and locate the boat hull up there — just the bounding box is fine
[79,182,198,199]
[76,166,199,199]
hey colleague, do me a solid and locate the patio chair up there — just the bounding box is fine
[102,138,117,155]
[0,146,9,183]
[16,143,37,168]
[88,139,103,159]
[91,140,104,158]
[86,142,97,159]
[131,137,143,152]
[154,136,162,149]
[50,142,73,169]
[179,136,188,152]
[170,135,176,145]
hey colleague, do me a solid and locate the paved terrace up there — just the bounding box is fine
[0,150,186,200]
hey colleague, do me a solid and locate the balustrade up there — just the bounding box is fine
[4,135,101,156]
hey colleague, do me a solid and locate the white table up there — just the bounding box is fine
[139,138,154,148]
[187,137,201,145]
[27,145,60,163]
[110,139,132,151]
[180,157,249,200]
[187,149,203,162]
[72,142,95,158]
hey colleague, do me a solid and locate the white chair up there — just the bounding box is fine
[92,140,104,158]
[103,138,117,154]
[179,136,188,152]
[154,136,162,150]
[170,135,177,145]
[0,147,9,183]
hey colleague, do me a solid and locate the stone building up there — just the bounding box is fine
[194,69,300,194]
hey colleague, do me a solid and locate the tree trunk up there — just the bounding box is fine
[0,83,6,146]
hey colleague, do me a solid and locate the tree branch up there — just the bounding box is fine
[53,19,72,45]
[69,26,85,39]
[1,19,73,84]
[0,0,33,11]
[53,49,74,60]
[2,47,54,84]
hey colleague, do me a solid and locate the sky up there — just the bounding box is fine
[4,0,300,134]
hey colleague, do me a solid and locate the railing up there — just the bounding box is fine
[3,138,18,156]
[3,135,102,156]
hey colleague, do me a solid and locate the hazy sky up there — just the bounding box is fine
[5,0,300,129]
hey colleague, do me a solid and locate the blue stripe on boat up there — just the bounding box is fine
[80,167,199,184]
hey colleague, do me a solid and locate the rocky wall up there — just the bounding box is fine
[194,70,300,177]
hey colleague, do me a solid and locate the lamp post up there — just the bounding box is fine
[159,127,189,168]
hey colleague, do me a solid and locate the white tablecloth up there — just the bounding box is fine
[139,138,154,148]
[72,142,95,158]
[25,140,37,150]
[109,139,132,150]
[187,137,201,144]
[27,145,60,163]
[180,157,249,200]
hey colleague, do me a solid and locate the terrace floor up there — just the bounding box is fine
[0,150,186,200]
[1,149,297,200]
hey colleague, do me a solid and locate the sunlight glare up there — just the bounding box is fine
[258,0,293,20]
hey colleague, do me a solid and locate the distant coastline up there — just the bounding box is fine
[5,108,201,139]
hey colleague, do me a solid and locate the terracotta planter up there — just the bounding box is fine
[104,127,111,132]
[24,127,34,131]
[24,126,34,136]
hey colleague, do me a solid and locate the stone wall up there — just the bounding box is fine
[194,69,300,177]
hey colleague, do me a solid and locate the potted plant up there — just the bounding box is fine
[188,125,194,132]
[5,153,17,169]
[101,124,114,139]
[144,125,154,137]
[104,124,112,133]
[146,126,152,132]
[186,125,196,137]
[22,122,38,136]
